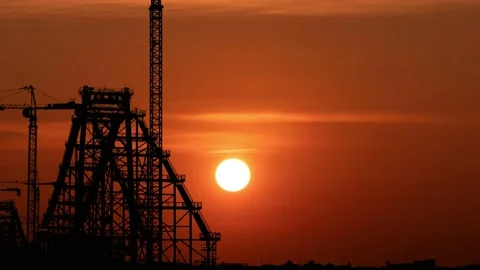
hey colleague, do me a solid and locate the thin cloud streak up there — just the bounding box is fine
[209,148,257,154]
[0,0,477,17]
[173,0,479,16]
[164,130,287,154]
[170,112,439,124]
[0,0,144,18]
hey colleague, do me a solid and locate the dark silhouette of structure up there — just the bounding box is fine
[0,85,219,266]
[0,200,27,263]
[0,188,21,197]
[0,0,220,266]
[148,0,220,265]
[0,88,79,246]
[0,85,40,243]
[34,85,218,265]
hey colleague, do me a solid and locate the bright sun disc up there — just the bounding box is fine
[215,158,251,192]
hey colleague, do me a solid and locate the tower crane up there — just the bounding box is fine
[0,85,39,243]
[0,188,21,196]
[0,180,57,186]
[0,86,76,243]
[0,180,57,214]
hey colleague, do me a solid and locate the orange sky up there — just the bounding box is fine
[0,0,480,267]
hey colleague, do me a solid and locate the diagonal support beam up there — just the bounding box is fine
[72,119,123,233]
[138,119,219,265]
[41,117,82,229]
[138,121,211,237]
[109,162,147,261]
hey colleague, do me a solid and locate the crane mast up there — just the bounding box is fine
[25,85,39,244]
[148,0,163,262]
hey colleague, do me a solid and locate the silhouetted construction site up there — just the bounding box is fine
[0,0,220,267]
[1,1,478,270]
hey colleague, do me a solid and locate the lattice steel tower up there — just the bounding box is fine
[38,1,220,265]
[147,0,164,262]
[148,0,220,265]
[39,86,220,265]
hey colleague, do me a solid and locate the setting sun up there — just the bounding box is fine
[215,158,251,192]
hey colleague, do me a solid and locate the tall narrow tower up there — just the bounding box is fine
[147,1,220,265]
[26,85,39,244]
[148,0,163,262]
[149,1,163,147]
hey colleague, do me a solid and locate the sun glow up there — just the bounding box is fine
[215,158,251,192]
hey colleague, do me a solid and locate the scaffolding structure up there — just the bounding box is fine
[36,86,219,265]
[0,200,28,262]
[0,0,221,266]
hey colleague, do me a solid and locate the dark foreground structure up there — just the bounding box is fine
[0,86,219,267]
[0,1,221,267]
[0,195,477,269]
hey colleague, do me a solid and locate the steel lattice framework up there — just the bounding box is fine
[148,1,164,262]
[38,86,219,265]
[0,200,28,261]
[0,85,40,244]
[0,0,221,265]
[25,86,39,245]
[148,0,221,265]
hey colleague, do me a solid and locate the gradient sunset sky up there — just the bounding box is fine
[0,0,480,266]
